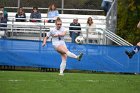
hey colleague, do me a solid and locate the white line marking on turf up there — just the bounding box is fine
[8,80,23,82]
[0,79,140,83]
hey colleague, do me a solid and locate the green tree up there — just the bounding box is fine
[117,0,140,45]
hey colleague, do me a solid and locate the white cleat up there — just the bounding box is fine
[59,73,64,76]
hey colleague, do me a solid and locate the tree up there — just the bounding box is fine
[117,0,140,45]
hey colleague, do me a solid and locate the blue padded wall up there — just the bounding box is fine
[0,39,140,73]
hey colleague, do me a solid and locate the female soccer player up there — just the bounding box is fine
[42,17,83,75]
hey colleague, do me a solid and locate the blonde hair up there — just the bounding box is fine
[55,17,62,24]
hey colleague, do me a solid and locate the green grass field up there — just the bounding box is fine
[0,71,140,93]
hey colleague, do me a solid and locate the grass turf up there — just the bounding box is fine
[0,71,140,93]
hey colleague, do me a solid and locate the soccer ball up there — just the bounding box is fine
[75,36,85,44]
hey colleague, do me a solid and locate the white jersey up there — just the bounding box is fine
[47,26,67,48]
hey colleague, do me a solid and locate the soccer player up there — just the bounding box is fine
[42,17,83,75]
[125,42,140,59]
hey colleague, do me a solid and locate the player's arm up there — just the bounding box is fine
[42,32,50,47]
[58,30,67,36]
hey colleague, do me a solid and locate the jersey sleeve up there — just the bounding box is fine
[47,28,55,37]
[62,27,67,33]
[46,32,51,37]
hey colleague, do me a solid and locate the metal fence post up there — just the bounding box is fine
[61,0,64,14]
[39,25,42,41]
[11,18,14,38]
[18,0,20,8]
[86,28,88,44]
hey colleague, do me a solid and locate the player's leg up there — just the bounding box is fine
[56,45,77,58]
[130,42,140,54]
[125,42,140,59]
[133,42,140,53]
[59,53,67,75]
[56,45,83,61]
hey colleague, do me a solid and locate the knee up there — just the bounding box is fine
[64,55,67,60]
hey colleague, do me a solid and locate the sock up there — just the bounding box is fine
[66,51,77,59]
[133,46,140,53]
[60,60,66,74]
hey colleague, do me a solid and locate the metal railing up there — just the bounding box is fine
[0,9,133,46]
[5,7,104,12]
[0,21,133,46]
[104,29,133,46]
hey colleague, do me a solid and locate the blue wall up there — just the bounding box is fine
[0,39,140,73]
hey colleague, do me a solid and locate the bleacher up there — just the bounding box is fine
[1,12,106,43]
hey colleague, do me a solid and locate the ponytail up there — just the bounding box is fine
[55,17,62,23]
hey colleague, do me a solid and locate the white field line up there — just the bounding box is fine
[0,79,140,83]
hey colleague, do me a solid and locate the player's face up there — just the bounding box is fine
[56,21,62,30]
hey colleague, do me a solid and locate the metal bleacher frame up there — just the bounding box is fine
[1,12,106,44]
[0,0,133,46]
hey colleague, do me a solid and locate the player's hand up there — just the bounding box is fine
[42,43,46,47]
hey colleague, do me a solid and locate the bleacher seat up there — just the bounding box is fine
[6,12,106,43]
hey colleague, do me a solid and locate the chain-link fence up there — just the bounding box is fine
[0,0,103,15]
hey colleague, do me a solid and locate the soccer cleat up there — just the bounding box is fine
[125,51,133,59]
[59,73,64,76]
[77,53,83,61]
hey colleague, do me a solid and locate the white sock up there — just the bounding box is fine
[60,60,66,74]
[134,49,138,53]
[66,51,77,59]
